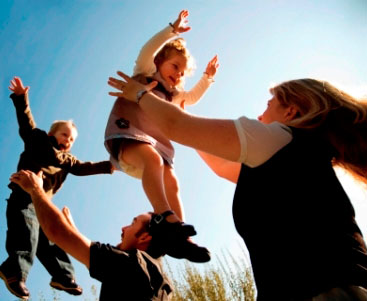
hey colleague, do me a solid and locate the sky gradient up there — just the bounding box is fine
[1,1,366,300]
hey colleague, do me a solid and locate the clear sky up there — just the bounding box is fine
[0,0,366,300]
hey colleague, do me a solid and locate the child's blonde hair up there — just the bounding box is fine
[48,120,77,136]
[271,78,367,183]
[154,38,195,89]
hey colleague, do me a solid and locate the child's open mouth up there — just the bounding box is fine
[169,76,177,85]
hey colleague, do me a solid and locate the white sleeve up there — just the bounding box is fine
[234,117,293,167]
[133,26,178,76]
[173,73,214,106]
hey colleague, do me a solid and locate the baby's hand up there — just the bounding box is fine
[171,10,191,34]
[9,77,29,95]
[205,55,219,79]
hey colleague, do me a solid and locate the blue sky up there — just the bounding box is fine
[1,0,366,300]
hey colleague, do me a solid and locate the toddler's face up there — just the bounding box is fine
[158,54,188,87]
[53,123,77,152]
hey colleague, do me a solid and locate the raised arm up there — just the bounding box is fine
[178,55,219,107]
[9,77,36,141]
[10,170,92,268]
[108,71,241,162]
[133,10,191,76]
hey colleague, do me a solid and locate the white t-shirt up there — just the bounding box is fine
[234,117,293,167]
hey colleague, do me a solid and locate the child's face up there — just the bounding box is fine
[158,53,188,87]
[53,123,77,152]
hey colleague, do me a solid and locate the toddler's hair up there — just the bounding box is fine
[154,38,195,82]
[48,120,77,136]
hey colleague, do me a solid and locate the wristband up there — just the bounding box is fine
[136,90,147,104]
[169,22,177,34]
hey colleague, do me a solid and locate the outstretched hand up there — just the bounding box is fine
[9,77,29,95]
[171,10,191,33]
[10,170,43,194]
[62,207,77,229]
[205,55,219,78]
[108,71,157,101]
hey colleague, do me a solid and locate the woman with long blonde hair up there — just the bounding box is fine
[109,73,367,300]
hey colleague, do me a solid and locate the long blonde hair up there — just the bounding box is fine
[271,78,367,183]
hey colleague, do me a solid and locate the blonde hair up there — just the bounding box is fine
[271,78,367,183]
[48,120,77,136]
[154,38,195,89]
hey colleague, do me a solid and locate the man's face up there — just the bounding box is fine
[52,123,77,152]
[117,213,151,250]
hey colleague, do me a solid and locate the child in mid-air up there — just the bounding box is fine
[105,10,218,262]
[0,77,114,300]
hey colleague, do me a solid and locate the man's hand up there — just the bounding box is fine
[10,170,43,194]
[171,10,191,34]
[9,77,29,95]
[62,207,77,229]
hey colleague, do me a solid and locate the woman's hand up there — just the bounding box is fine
[171,10,191,34]
[108,71,157,102]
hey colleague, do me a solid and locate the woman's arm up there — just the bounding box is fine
[108,71,241,162]
[197,150,241,183]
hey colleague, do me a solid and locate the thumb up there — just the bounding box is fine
[37,170,43,178]
[146,81,158,91]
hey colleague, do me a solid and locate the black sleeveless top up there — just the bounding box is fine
[233,127,367,300]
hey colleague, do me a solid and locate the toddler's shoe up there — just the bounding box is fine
[149,210,211,263]
[0,266,30,300]
[50,277,83,296]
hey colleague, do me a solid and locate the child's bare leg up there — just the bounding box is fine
[163,165,185,221]
[120,142,180,223]
[120,142,210,262]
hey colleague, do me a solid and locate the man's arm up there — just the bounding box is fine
[10,170,92,268]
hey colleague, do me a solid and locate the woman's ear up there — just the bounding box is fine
[285,105,299,121]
